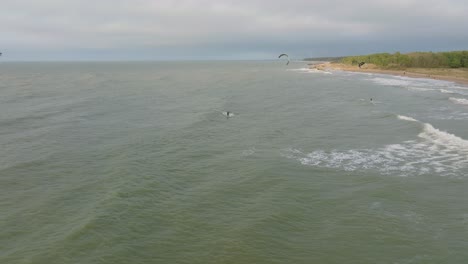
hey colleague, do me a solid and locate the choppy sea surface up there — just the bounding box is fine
[1,61,468,263]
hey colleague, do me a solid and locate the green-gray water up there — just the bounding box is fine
[1,61,468,263]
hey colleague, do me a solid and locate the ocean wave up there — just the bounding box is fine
[408,87,436,92]
[396,114,468,151]
[287,68,332,74]
[440,89,455,94]
[429,112,468,120]
[287,68,310,72]
[283,115,468,176]
[308,69,333,74]
[369,77,413,87]
[368,77,438,92]
[368,76,467,93]
[397,115,419,122]
[451,85,468,90]
[449,97,468,105]
[419,123,468,150]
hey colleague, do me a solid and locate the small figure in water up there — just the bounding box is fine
[370,98,373,101]
[226,111,230,118]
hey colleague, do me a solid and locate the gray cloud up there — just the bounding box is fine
[1,0,467,60]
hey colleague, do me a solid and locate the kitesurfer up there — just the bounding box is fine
[278,54,290,65]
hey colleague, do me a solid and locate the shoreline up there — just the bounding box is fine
[310,63,468,86]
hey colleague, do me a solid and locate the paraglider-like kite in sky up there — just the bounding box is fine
[278,54,290,65]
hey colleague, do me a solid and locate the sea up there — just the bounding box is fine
[1,61,468,263]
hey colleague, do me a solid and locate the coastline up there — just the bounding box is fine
[310,62,468,86]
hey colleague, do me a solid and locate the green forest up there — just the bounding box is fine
[341,51,468,69]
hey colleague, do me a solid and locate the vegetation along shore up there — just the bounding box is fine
[308,51,468,85]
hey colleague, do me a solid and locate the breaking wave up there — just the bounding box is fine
[449,97,468,105]
[287,68,332,74]
[440,89,455,94]
[283,115,468,177]
[367,76,468,95]
[397,115,418,122]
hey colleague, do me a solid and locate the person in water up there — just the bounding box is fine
[370,98,373,101]
[226,111,230,117]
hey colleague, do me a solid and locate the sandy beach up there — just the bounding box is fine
[310,62,468,86]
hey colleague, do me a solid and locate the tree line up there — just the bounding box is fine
[304,56,345,62]
[341,51,468,68]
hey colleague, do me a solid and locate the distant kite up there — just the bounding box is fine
[278,54,290,65]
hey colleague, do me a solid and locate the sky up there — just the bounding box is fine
[1,0,467,61]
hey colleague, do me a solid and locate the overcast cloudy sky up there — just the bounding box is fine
[1,0,467,60]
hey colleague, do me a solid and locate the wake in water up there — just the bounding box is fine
[283,115,468,177]
[222,111,235,117]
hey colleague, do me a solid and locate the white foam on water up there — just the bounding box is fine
[367,76,467,94]
[419,123,468,150]
[339,71,374,77]
[450,85,468,90]
[287,68,311,72]
[308,69,333,74]
[440,88,468,96]
[407,87,436,92]
[397,115,419,122]
[440,89,454,94]
[449,97,468,105]
[283,116,468,177]
[429,111,468,120]
[288,68,333,74]
[241,148,256,157]
[369,77,413,87]
[368,77,438,92]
